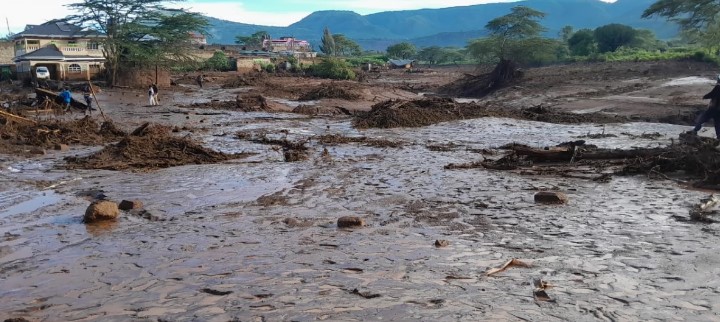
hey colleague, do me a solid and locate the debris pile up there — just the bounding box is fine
[0,116,125,152]
[221,72,268,88]
[450,132,720,189]
[65,123,249,170]
[298,82,361,101]
[439,59,523,98]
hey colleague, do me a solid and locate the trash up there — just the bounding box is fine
[689,194,720,222]
[485,258,532,276]
[532,278,556,303]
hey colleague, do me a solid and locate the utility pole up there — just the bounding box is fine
[5,17,10,35]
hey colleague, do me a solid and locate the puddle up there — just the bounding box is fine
[0,190,62,219]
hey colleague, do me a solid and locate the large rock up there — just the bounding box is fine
[118,199,143,211]
[337,216,365,228]
[83,200,120,223]
[534,191,568,204]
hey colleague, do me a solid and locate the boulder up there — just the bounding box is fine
[54,144,69,151]
[337,216,365,228]
[118,200,143,211]
[83,200,120,223]
[434,239,450,248]
[534,191,568,204]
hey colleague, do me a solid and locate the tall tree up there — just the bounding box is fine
[65,0,208,86]
[387,42,417,59]
[642,0,720,32]
[333,34,362,57]
[319,27,336,56]
[485,5,547,59]
[594,23,637,53]
[559,25,574,42]
[235,31,269,48]
[567,29,596,56]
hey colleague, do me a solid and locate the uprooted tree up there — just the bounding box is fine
[65,0,209,86]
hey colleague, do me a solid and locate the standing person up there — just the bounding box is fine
[82,85,93,114]
[151,83,159,105]
[59,88,72,112]
[692,75,720,139]
[148,84,156,106]
[196,74,204,88]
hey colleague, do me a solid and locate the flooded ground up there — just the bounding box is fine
[2,61,720,321]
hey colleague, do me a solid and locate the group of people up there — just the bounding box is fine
[58,85,96,114]
[147,83,160,106]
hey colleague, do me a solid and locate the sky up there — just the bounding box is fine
[3,0,616,35]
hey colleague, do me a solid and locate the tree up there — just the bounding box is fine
[417,46,465,65]
[333,34,362,57]
[559,25,574,42]
[642,0,720,32]
[568,29,596,56]
[205,51,230,71]
[320,27,336,56]
[386,42,417,59]
[594,24,637,53]
[65,0,208,86]
[485,5,547,58]
[235,31,269,48]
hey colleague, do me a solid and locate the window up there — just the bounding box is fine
[67,40,78,47]
[86,42,99,50]
[68,64,81,73]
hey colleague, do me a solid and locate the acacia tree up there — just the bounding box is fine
[65,0,208,86]
[333,34,362,57]
[485,5,546,59]
[643,0,720,51]
[319,27,336,56]
[235,31,269,48]
[386,42,417,59]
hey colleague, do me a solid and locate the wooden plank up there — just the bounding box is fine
[0,110,37,125]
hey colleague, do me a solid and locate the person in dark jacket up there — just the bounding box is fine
[692,75,720,138]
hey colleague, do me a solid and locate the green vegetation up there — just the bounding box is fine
[333,34,362,57]
[320,27,336,56]
[204,51,231,71]
[345,54,388,68]
[386,42,417,59]
[235,31,269,48]
[306,57,356,80]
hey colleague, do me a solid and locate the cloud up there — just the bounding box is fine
[4,0,75,34]
[182,1,309,26]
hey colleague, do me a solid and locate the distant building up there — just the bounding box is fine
[388,59,415,69]
[12,20,106,80]
[189,32,207,46]
[263,37,312,53]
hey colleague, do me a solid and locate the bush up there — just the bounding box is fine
[264,63,276,73]
[306,57,356,80]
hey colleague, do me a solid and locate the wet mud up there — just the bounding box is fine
[2,61,720,321]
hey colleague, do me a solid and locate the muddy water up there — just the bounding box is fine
[1,112,719,321]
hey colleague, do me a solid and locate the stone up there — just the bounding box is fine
[337,216,365,228]
[83,200,120,223]
[118,200,143,211]
[435,240,450,248]
[534,191,568,204]
[54,144,69,151]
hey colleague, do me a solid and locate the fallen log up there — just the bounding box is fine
[510,145,667,163]
[35,88,88,111]
[0,110,37,125]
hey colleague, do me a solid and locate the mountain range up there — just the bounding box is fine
[205,0,677,51]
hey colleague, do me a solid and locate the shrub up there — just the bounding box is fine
[307,57,356,80]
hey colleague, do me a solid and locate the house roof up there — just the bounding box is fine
[13,20,105,39]
[14,45,64,61]
[388,59,415,66]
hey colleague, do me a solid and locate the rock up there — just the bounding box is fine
[54,144,69,151]
[28,147,46,155]
[337,216,365,228]
[118,200,143,211]
[283,218,300,227]
[435,239,450,248]
[83,200,120,223]
[534,191,568,204]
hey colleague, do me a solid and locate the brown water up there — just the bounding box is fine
[1,108,719,321]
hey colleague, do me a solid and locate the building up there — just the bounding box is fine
[388,59,415,69]
[12,20,106,80]
[262,37,311,53]
[189,32,207,46]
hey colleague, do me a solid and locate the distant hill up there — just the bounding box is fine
[205,0,677,51]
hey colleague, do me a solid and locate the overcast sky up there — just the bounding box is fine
[3,0,616,34]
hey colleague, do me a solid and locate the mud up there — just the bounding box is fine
[0,117,125,155]
[3,61,720,321]
[354,97,625,129]
[65,123,251,170]
[298,82,362,101]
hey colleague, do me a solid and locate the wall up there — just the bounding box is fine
[236,57,271,73]
[115,67,171,88]
[0,42,14,64]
